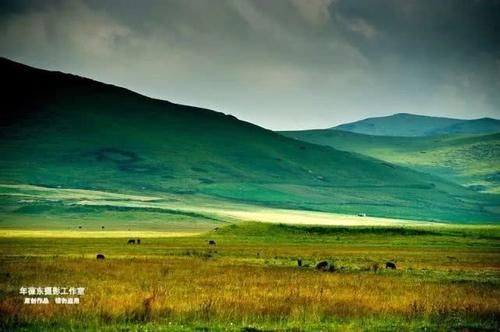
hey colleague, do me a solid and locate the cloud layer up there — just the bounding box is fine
[1,0,499,129]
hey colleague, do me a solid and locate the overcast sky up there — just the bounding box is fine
[1,0,499,130]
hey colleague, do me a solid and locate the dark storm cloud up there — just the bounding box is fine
[0,0,499,129]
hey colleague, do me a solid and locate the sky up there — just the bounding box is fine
[0,0,499,130]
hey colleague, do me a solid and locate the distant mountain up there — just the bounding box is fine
[333,113,500,137]
[281,129,500,194]
[1,57,498,223]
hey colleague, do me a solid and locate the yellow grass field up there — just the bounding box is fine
[1,222,499,331]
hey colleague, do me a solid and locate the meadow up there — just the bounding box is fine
[281,130,500,194]
[3,58,500,224]
[1,57,499,332]
[1,222,499,331]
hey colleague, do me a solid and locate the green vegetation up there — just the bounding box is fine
[1,41,499,332]
[0,183,449,237]
[1,222,499,331]
[333,112,500,137]
[281,129,500,194]
[0,57,499,331]
[1,58,499,223]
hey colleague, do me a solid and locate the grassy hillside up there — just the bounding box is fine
[1,57,499,223]
[333,113,500,137]
[281,129,500,194]
[0,183,444,234]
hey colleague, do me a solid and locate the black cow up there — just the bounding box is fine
[137,239,141,244]
[208,240,216,246]
[297,259,303,267]
[316,260,329,271]
[316,260,335,272]
[96,254,105,260]
[127,239,135,244]
[385,261,396,269]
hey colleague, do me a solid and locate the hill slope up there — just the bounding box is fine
[334,113,500,137]
[281,129,500,194]
[1,57,499,223]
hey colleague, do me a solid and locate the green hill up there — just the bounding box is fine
[333,113,500,137]
[281,129,500,194]
[1,57,499,223]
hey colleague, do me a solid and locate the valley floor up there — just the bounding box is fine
[0,184,467,233]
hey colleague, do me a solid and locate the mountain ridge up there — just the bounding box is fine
[333,113,500,137]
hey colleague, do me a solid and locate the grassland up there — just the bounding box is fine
[2,57,499,223]
[1,222,499,331]
[1,55,500,332]
[281,130,500,194]
[4,183,489,238]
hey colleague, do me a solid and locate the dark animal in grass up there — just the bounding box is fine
[241,327,261,332]
[78,226,82,229]
[297,259,303,267]
[316,260,334,272]
[101,226,105,230]
[208,240,216,246]
[137,239,141,244]
[96,254,105,260]
[386,261,396,269]
[127,239,135,244]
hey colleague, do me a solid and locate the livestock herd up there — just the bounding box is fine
[95,237,397,271]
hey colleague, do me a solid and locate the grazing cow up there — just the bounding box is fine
[297,259,303,267]
[208,240,216,246]
[386,261,396,269]
[127,239,135,244]
[316,260,330,271]
[78,226,82,229]
[101,226,105,230]
[137,239,141,244]
[96,254,105,260]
